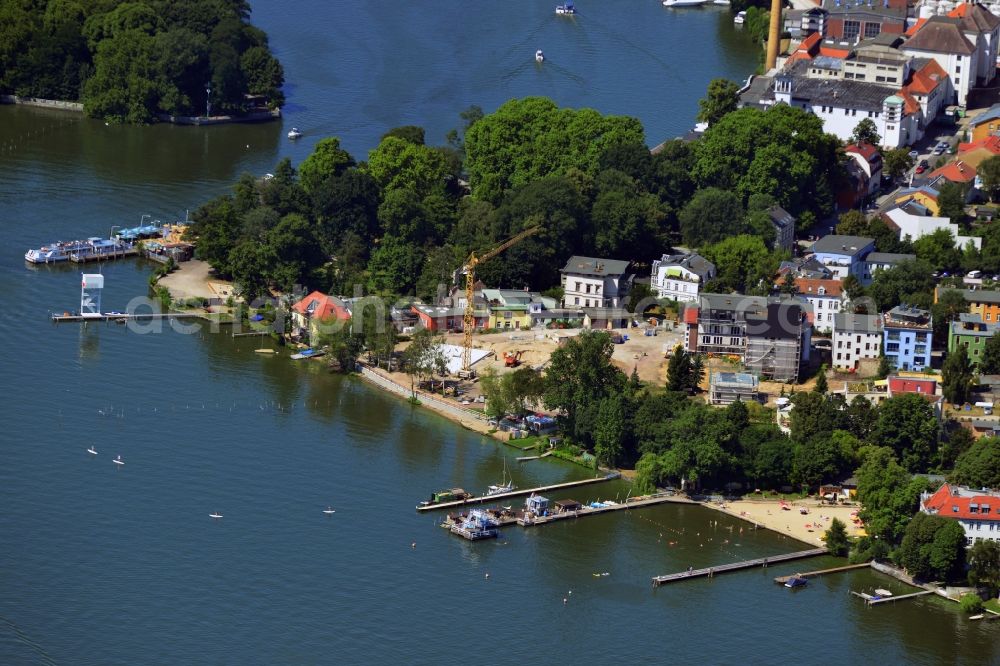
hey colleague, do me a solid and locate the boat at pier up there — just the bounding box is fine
[418,487,473,509]
[784,576,808,589]
[485,459,516,496]
[25,238,110,264]
[448,508,500,540]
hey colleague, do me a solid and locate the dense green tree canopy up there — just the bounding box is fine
[855,446,929,543]
[3,0,283,122]
[872,394,939,472]
[464,97,645,203]
[951,436,1000,490]
[696,78,740,126]
[896,512,967,581]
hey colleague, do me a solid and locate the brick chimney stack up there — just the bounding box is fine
[765,0,783,71]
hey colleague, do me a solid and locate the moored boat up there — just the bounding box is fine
[784,576,808,589]
[25,238,105,264]
[449,508,500,540]
[418,487,473,508]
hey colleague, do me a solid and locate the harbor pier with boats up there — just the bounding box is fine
[416,473,623,511]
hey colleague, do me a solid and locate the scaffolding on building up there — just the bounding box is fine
[709,371,760,406]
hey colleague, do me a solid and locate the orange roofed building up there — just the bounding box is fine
[291,291,351,345]
[921,483,1000,546]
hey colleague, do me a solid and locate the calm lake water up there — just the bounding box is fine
[0,1,998,663]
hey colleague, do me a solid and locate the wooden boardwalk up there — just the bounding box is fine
[773,562,870,584]
[851,589,934,605]
[415,473,623,512]
[652,548,828,587]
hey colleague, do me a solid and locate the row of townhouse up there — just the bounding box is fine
[831,305,934,371]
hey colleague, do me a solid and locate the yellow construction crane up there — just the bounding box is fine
[457,226,540,375]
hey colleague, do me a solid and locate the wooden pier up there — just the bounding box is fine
[519,493,694,527]
[69,247,140,262]
[415,473,624,512]
[851,589,934,605]
[773,562,870,584]
[51,312,208,323]
[651,548,828,587]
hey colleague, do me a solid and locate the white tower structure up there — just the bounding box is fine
[81,274,104,317]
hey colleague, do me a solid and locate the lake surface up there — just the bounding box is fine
[0,1,998,663]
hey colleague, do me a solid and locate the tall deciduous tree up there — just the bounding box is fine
[979,155,1000,202]
[872,393,939,472]
[937,181,967,224]
[897,512,967,581]
[980,332,1000,374]
[298,138,355,194]
[968,539,1000,595]
[882,148,915,181]
[696,78,740,126]
[942,345,975,406]
[855,446,929,543]
[825,517,850,556]
[951,436,1000,490]
[849,120,881,147]
[678,188,745,248]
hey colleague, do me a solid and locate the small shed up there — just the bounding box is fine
[555,499,581,513]
[525,494,550,514]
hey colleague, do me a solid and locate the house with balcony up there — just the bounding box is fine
[787,277,845,333]
[948,312,1000,363]
[883,305,933,371]
[936,286,1000,322]
[833,312,883,371]
[291,291,351,345]
[809,235,876,280]
[650,252,715,303]
[921,483,1000,546]
[682,293,811,382]
[560,256,632,310]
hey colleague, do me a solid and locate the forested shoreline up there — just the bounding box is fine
[0,0,284,123]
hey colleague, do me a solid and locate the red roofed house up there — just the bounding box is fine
[921,483,1000,546]
[887,375,943,416]
[291,291,351,345]
[958,134,1000,168]
[845,143,884,196]
[899,59,951,124]
[779,277,844,333]
[927,159,977,185]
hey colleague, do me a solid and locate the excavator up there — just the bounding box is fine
[503,350,523,368]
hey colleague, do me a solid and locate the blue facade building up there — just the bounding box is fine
[883,305,933,371]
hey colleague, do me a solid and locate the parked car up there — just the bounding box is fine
[915,159,930,174]
[908,149,919,159]
[933,141,949,155]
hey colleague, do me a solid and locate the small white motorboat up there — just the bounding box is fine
[87,446,98,455]
[209,512,223,519]
[113,455,124,465]
[555,2,576,14]
[662,0,707,6]
[287,127,303,140]
[734,10,746,23]
[323,506,336,515]
[535,50,545,63]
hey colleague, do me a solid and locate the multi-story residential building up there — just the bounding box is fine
[936,287,1000,322]
[650,252,716,303]
[480,289,542,330]
[862,251,917,285]
[767,206,797,252]
[833,312,883,370]
[560,256,632,309]
[968,103,1000,142]
[682,293,811,382]
[845,143,884,197]
[948,312,1000,362]
[883,304,933,371]
[810,235,876,279]
[921,483,1000,546]
[788,277,844,332]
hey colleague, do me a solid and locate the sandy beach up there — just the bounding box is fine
[709,498,865,547]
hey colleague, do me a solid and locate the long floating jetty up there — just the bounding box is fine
[651,548,828,587]
[416,473,623,512]
[69,247,140,262]
[851,589,934,605]
[773,562,870,584]
[518,493,694,526]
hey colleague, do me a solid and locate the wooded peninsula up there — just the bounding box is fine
[0,0,284,123]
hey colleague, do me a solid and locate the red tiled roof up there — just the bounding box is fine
[798,32,822,55]
[927,159,977,184]
[959,135,1000,154]
[905,18,927,37]
[948,3,1000,32]
[818,46,850,59]
[292,291,350,321]
[897,90,921,116]
[845,143,880,162]
[905,59,948,95]
[683,306,699,324]
[791,277,843,297]
[923,484,1000,522]
[887,376,937,395]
